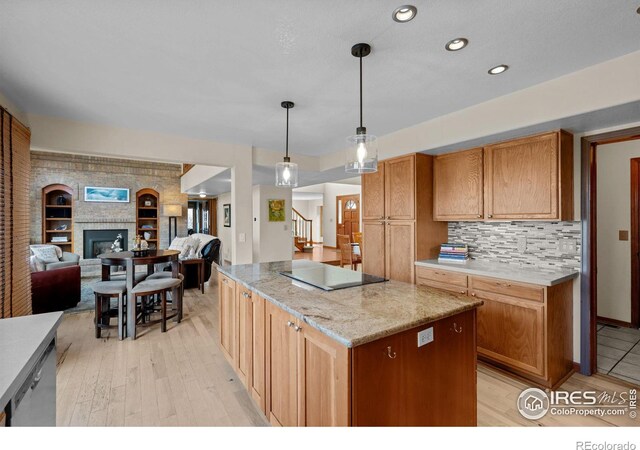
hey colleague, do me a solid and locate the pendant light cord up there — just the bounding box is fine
[285,106,289,159]
[359,55,363,129]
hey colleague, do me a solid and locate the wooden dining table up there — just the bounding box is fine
[98,249,181,339]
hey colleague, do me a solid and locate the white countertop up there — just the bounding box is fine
[415,259,579,286]
[0,312,63,409]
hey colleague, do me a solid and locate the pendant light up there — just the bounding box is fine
[275,101,298,187]
[346,43,378,174]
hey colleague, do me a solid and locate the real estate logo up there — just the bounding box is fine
[517,387,550,419]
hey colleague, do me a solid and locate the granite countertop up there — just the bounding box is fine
[218,261,482,348]
[415,259,579,286]
[0,312,63,409]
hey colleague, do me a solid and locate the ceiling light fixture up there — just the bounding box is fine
[199,191,206,198]
[445,38,469,51]
[488,64,509,75]
[392,5,417,22]
[346,43,378,174]
[275,101,298,187]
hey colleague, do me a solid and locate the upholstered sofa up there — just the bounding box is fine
[30,245,81,313]
[165,234,222,288]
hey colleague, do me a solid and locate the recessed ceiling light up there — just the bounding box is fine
[392,5,417,22]
[445,38,469,51]
[488,64,509,75]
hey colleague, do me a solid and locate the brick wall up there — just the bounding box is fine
[30,151,187,260]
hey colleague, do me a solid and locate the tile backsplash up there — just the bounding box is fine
[447,221,581,271]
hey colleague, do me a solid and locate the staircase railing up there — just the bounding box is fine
[292,207,313,246]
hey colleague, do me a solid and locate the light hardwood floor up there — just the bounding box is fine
[56,279,638,427]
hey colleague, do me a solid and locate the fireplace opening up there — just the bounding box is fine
[83,229,128,259]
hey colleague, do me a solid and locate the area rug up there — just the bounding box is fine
[65,275,101,314]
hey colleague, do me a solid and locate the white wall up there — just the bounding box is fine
[216,192,232,264]
[253,185,293,263]
[596,140,640,323]
[322,183,361,247]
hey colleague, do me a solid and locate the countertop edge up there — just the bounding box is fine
[414,260,579,287]
[217,266,483,348]
[0,312,63,411]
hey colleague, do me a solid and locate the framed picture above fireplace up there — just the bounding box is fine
[84,186,130,203]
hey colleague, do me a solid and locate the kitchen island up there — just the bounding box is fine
[217,260,483,427]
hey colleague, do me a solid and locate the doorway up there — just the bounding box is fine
[336,194,360,241]
[581,127,640,381]
[187,198,217,235]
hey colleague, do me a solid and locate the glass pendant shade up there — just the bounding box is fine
[276,160,298,187]
[345,132,378,173]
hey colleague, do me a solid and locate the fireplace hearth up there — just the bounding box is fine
[83,229,128,259]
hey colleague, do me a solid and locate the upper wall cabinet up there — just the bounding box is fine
[433,130,574,222]
[433,148,484,221]
[484,131,573,221]
[362,163,385,220]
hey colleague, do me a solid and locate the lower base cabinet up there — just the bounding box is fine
[219,271,478,426]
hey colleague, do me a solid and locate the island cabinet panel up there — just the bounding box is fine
[218,272,236,366]
[384,155,416,220]
[484,131,573,221]
[353,309,477,426]
[249,293,266,413]
[297,322,351,427]
[433,148,484,221]
[362,221,386,278]
[265,302,351,427]
[265,304,298,427]
[361,162,385,220]
[235,285,253,388]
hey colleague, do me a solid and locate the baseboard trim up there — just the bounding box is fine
[323,245,337,250]
[597,316,633,328]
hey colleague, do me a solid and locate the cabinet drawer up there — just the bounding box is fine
[415,267,467,288]
[469,276,543,302]
[416,278,467,296]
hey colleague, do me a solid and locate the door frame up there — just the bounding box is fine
[629,158,640,329]
[336,194,360,241]
[580,126,640,375]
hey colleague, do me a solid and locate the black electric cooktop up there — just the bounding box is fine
[279,264,386,291]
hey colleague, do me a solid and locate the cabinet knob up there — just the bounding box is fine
[386,346,397,359]
[287,321,294,328]
[459,290,465,294]
[379,221,385,225]
[451,323,463,334]
[294,325,302,332]
[471,292,476,297]
[477,215,482,218]
[488,214,493,218]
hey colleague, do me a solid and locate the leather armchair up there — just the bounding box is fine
[31,265,81,314]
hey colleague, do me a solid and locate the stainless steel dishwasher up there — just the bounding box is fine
[9,339,56,426]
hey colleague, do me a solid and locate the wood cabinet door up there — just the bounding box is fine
[403,310,477,426]
[484,132,559,220]
[361,163,385,220]
[434,148,484,221]
[384,155,415,220]
[385,221,415,283]
[235,285,252,388]
[218,273,236,365]
[250,293,266,414]
[352,332,404,426]
[296,322,350,427]
[362,220,386,278]
[265,303,298,427]
[474,289,546,377]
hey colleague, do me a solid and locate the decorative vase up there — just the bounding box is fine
[143,232,151,240]
[56,195,66,205]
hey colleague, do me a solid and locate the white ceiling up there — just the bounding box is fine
[2,1,640,158]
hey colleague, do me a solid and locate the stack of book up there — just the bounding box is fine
[438,243,469,264]
[51,236,69,243]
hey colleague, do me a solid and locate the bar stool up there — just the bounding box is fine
[147,272,184,306]
[129,277,183,339]
[93,280,127,340]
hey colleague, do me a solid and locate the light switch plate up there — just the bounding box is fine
[239,233,246,243]
[417,327,434,347]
